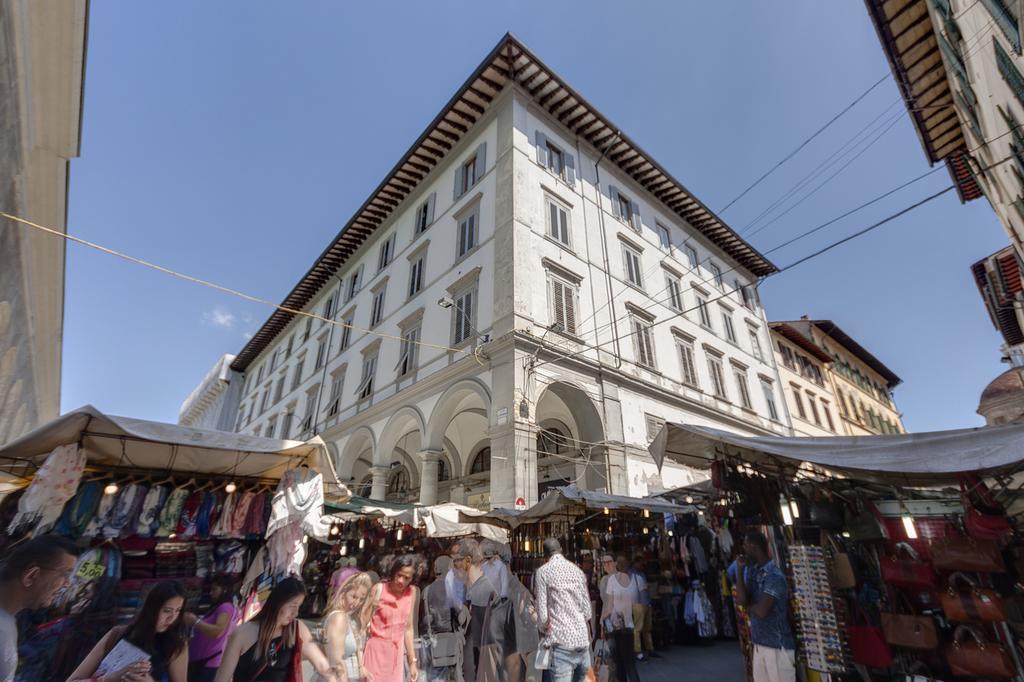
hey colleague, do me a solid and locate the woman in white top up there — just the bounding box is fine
[600,555,641,682]
[321,572,373,682]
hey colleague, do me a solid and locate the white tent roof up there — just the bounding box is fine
[648,421,1024,486]
[0,405,326,482]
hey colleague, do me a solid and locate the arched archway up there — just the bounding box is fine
[376,406,427,468]
[334,425,377,483]
[534,380,607,493]
[424,378,492,452]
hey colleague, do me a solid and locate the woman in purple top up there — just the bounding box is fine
[185,576,239,682]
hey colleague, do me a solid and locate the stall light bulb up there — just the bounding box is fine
[643,509,650,518]
[329,525,339,537]
[603,507,609,515]
[524,539,531,552]
[103,482,119,496]
[668,530,674,537]
[643,527,649,535]
[169,532,177,539]
[341,543,348,556]
[780,497,793,526]
[789,499,800,519]
[841,531,850,538]
[685,495,694,504]
[225,481,237,494]
[902,513,918,539]
[396,528,403,541]
[359,537,366,549]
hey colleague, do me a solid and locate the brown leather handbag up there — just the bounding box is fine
[944,625,1015,679]
[939,572,1007,623]
[880,593,938,650]
[931,535,1005,573]
[880,542,936,591]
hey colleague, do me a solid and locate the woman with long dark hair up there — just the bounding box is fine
[185,576,239,682]
[362,554,419,682]
[68,580,190,682]
[214,577,336,682]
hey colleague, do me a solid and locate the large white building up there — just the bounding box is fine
[184,35,793,508]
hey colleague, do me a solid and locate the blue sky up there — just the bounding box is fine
[62,1,1009,432]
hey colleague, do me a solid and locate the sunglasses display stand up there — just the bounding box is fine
[788,544,849,674]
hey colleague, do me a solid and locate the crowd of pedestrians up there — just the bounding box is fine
[0,530,795,682]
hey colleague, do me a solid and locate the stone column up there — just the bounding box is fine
[369,465,389,501]
[418,449,443,505]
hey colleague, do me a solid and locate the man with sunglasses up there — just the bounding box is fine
[734,530,795,682]
[0,535,79,681]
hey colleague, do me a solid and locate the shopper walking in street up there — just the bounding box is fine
[734,531,796,682]
[214,577,336,682]
[599,555,641,682]
[68,580,190,682]
[420,556,459,682]
[627,558,653,661]
[0,535,78,682]
[321,572,372,682]
[184,575,239,682]
[362,554,420,682]
[533,538,591,682]
[497,542,539,682]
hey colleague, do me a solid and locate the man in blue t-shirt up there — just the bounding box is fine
[734,530,795,682]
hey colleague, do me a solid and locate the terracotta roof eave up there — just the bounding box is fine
[768,322,834,364]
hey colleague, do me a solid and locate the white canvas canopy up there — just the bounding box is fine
[324,498,507,541]
[648,421,1024,486]
[0,405,331,485]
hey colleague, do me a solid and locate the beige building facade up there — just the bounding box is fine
[769,322,840,437]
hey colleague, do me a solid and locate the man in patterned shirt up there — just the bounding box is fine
[534,538,591,682]
[735,530,796,682]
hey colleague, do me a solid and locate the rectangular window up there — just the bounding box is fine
[291,359,304,391]
[623,245,643,288]
[632,317,656,369]
[285,334,294,358]
[734,368,752,409]
[303,317,312,342]
[547,143,564,178]
[741,285,757,310]
[452,289,476,345]
[235,408,245,432]
[761,379,779,420]
[790,384,807,419]
[273,376,285,403]
[547,198,571,247]
[548,276,579,336]
[779,344,796,370]
[677,338,698,387]
[721,307,736,343]
[327,373,344,416]
[408,255,425,298]
[656,223,671,249]
[748,328,763,361]
[377,234,396,272]
[666,277,683,311]
[323,295,336,324]
[397,326,420,377]
[696,292,712,329]
[415,193,436,235]
[685,245,699,269]
[315,337,327,370]
[269,352,278,372]
[707,353,727,399]
[339,314,353,352]
[457,211,477,258]
[807,393,821,426]
[709,262,724,289]
[370,287,386,327]
[822,400,836,431]
[454,143,486,199]
[265,417,276,439]
[645,414,666,442]
[256,364,265,384]
[345,265,364,303]
[260,390,270,413]
[280,411,294,439]
[357,354,377,401]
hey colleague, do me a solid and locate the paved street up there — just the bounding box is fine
[637,640,745,681]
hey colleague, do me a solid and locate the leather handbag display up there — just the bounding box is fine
[931,535,1005,573]
[809,492,845,530]
[943,625,1015,680]
[849,603,893,669]
[826,535,856,589]
[960,478,1012,541]
[881,542,936,592]
[939,572,1007,623]
[847,498,889,542]
[880,593,938,651]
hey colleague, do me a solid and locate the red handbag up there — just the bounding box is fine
[939,572,1007,623]
[880,542,936,591]
[848,603,893,669]
[961,478,1012,541]
[944,625,1015,679]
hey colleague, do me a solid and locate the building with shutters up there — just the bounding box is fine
[769,323,842,437]
[773,318,905,436]
[183,34,793,508]
[972,246,1024,423]
[865,0,1024,258]
[0,1,88,445]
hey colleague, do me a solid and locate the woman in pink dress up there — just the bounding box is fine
[361,555,420,682]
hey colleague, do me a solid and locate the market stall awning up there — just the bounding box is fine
[461,484,696,529]
[325,498,507,541]
[649,421,1024,486]
[0,405,328,483]
[325,495,420,525]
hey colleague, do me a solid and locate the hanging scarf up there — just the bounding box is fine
[229,492,256,539]
[9,443,87,534]
[211,491,238,538]
[196,490,221,539]
[103,483,148,538]
[266,468,328,539]
[136,485,169,537]
[54,481,102,538]
[176,491,204,538]
[84,487,120,537]
[156,488,189,537]
[243,491,268,538]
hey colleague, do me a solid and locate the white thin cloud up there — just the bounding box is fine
[203,306,237,329]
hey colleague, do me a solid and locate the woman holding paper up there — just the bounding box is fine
[214,577,337,682]
[68,580,190,682]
